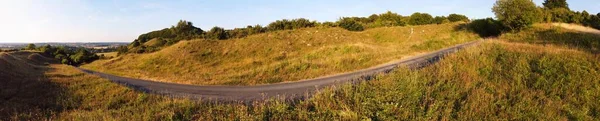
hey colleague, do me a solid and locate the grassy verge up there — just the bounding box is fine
[501,23,600,53]
[6,41,599,120]
[83,22,480,85]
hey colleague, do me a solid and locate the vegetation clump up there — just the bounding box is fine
[21,44,99,66]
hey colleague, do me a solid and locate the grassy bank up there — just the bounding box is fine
[83,22,480,85]
[5,41,600,120]
[501,23,600,53]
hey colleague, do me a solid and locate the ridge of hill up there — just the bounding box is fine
[83,22,481,85]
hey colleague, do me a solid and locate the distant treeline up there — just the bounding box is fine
[470,0,600,37]
[122,11,470,54]
[22,44,99,66]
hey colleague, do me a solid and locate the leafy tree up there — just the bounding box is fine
[492,0,540,31]
[408,12,433,25]
[447,14,469,22]
[206,26,228,40]
[338,18,364,31]
[25,44,36,50]
[543,0,569,10]
[548,8,573,23]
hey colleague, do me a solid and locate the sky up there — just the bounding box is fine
[0,0,599,43]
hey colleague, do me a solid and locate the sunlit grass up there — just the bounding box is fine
[6,40,600,120]
[83,22,481,85]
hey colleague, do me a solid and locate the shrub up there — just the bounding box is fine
[205,26,229,40]
[320,21,338,27]
[338,18,364,31]
[469,18,505,37]
[433,16,450,24]
[408,12,433,25]
[374,11,406,27]
[492,0,540,31]
[447,14,469,22]
[266,18,316,31]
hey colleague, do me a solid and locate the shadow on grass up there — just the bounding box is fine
[534,29,600,53]
[0,55,77,120]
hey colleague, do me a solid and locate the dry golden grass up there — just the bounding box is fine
[501,23,600,53]
[4,40,600,120]
[83,23,481,85]
[96,52,118,58]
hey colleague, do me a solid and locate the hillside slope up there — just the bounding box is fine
[501,23,600,53]
[83,23,481,85]
[7,41,600,120]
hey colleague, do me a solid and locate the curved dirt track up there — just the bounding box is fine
[78,40,482,102]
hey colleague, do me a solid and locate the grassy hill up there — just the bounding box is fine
[501,23,600,53]
[83,22,481,85]
[6,39,600,120]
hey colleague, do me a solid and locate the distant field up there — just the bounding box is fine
[83,22,481,85]
[96,52,118,58]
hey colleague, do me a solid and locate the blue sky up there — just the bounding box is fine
[1,0,599,43]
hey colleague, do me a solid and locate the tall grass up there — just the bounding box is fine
[83,22,480,85]
[501,23,600,53]
[6,40,600,120]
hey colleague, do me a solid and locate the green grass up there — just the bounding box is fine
[83,22,481,85]
[6,41,600,120]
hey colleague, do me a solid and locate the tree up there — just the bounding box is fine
[338,18,364,31]
[543,0,569,10]
[447,14,469,22]
[206,26,228,40]
[25,43,36,50]
[492,0,540,31]
[408,12,433,25]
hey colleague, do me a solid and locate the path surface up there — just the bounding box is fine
[78,40,483,101]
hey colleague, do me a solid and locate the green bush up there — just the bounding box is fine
[266,18,316,31]
[469,18,505,37]
[447,14,469,22]
[492,0,540,31]
[205,26,229,40]
[338,18,364,31]
[373,11,406,27]
[433,16,450,24]
[408,12,433,25]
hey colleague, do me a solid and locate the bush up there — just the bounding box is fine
[447,14,469,22]
[338,18,364,31]
[433,16,450,24]
[492,0,540,31]
[205,26,229,40]
[408,12,433,25]
[469,18,505,37]
[266,18,316,31]
[373,11,406,27]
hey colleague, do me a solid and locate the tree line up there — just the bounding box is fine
[23,44,99,66]
[470,0,600,37]
[124,12,470,54]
